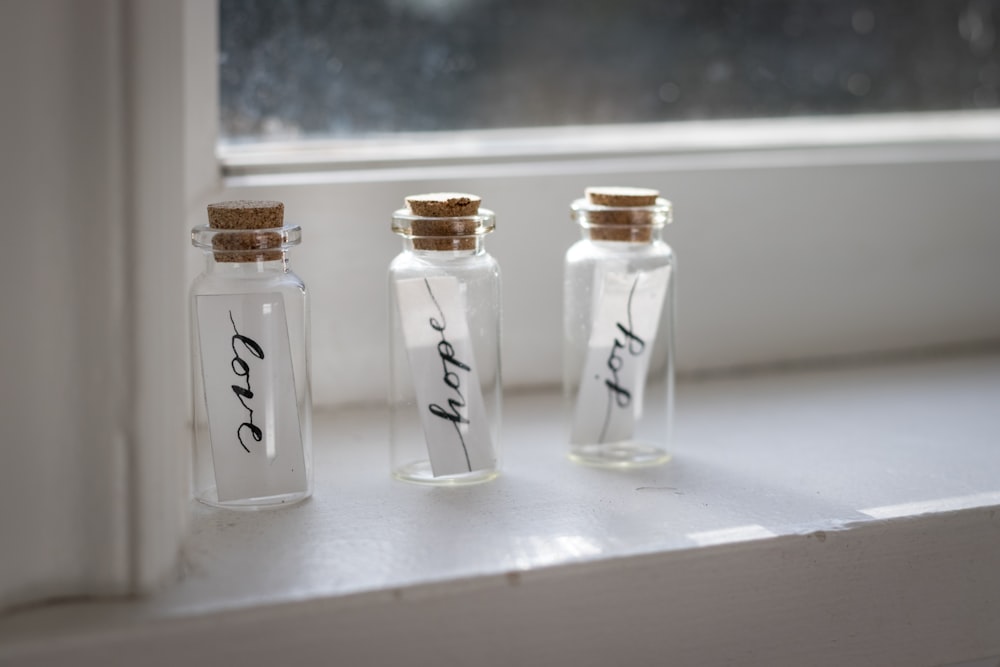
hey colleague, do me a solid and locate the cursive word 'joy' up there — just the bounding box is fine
[423,279,473,471]
[598,276,646,441]
[604,321,645,408]
[229,310,265,453]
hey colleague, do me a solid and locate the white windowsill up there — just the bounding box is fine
[219,110,1000,178]
[2,351,1000,665]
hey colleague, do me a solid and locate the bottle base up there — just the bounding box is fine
[195,488,312,510]
[392,460,498,486]
[569,441,671,468]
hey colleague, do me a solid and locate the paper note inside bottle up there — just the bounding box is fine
[395,276,496,476]
[197,293,306,502]
[571,265,672,444]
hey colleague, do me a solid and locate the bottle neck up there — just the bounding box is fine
[400,236,486,256]
[571,196,671,244]
[204,253,292,274]
[578,223,663,244]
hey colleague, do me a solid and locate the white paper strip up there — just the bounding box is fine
[197,293,306,502]
[571,265,672,444]
[395,276,496,476]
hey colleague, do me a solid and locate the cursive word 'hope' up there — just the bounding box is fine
[423,279,474,471]
[229,310,265,453]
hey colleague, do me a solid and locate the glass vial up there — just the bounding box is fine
[388,193,502,485]
[563,187,675,467]
[190,200,312,508]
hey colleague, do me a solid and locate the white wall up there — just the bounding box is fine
[0,0,188,611]
[0,0,130,609]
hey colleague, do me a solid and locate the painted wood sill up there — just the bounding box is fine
[2,352,1000,666]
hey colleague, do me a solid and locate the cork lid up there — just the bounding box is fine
[207,200,284,230]
[405,192,482,218]
[585,186,660,207]
[393,192,494,251]
[192,200,300,262]
[572,186,672,242]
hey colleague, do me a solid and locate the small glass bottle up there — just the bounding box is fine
[563,187,675,467]
[388,193,502,485]
[190,200,312,508]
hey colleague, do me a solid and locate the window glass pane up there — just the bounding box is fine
[220,0,1000,143]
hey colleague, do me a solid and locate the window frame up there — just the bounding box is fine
[218,110,1000,177]
[194,3,1000,408]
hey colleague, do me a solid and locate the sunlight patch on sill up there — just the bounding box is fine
[860,491,1000,520]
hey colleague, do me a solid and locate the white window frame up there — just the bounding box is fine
[218,110,1000,177]
[207,76,1000,407]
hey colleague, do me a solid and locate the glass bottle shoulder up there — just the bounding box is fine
[565,239,674,269]
[191,265,307,297]
[389,249,499,281]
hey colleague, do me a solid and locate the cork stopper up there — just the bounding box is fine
[207,200,284,262]
[406,192,481,218]
[404,192,483,251]
[574,186,669,242]
[585,186,659,207]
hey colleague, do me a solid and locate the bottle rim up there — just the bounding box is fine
[391,208,496,238]
[191,224,302,251]
[570,197,673,228]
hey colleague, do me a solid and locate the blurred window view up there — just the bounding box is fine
[220,0,1000,144]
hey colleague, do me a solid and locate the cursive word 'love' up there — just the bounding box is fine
[229,310,265,453]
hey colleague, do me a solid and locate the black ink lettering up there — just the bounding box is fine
[597,275,647,443]
[605,379,632,409]
[423,279,473,472]
[237,422,263,451]
[231,356,249,377]
[437,340,471,372]
[608,339,625,372]
[604,339,631,408]
[429,398,470,424]
[230,383,255,413]
[229,310,265,453]
[232,332,264,361]
[616,322,645,356]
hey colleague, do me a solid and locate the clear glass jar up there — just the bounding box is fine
[563,188,675,467]
[388,194,502,485]
[190,201,312,508]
